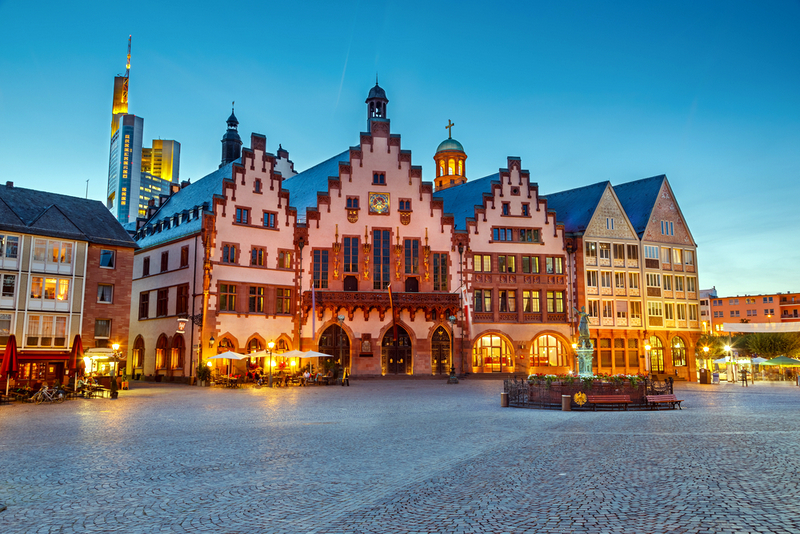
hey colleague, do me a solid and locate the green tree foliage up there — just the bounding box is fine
[744,332,800,358]
[695,334,725,359]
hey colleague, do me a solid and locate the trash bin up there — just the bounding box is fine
[699,368,710,384]
[562,395,571,411]
[712,372,720,384]
[500,392,509,407]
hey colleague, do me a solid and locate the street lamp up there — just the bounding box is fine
[447,315,459,384]
[267,341,275,388]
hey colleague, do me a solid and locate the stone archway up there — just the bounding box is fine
[431,326,450,375]
[382,325,412,375]
[318,324,350,370]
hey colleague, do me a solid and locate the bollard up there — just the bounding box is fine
[562,394,571,411]
[500,392,509,407]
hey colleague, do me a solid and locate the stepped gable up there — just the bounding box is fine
[0,184,135,248]
[612,175,666,237]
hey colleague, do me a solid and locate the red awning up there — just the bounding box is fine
[17,350,71,361]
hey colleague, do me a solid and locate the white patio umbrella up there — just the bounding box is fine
[751,357,768,364]
[208,351,247,360]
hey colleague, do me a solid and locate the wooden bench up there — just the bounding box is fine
[646,394,683,410]
[586,394,633,411]
[0,394,11,405]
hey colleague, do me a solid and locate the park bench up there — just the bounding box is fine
[0,394,10,405]
[645,394,683,410]
[586,394,632,411]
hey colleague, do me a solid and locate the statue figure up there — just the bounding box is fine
[573,306,590,347]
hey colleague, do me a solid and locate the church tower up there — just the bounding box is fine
[434,120,467,192]
[220,104,242,167]
[365,81,388,131]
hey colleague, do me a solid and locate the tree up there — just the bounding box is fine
[695,334,725,367]
[745,332,800,359]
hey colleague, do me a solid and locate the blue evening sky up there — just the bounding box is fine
[0,1,798,298]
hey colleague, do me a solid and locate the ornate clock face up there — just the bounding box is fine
[368,193,390,214]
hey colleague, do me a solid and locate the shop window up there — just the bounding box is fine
[531,335,567,367]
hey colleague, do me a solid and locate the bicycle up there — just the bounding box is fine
[32,385,65,404]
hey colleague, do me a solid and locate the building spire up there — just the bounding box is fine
[125,34,131,79]
[445,119,455,139]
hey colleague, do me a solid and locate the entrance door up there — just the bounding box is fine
[318,325,351,370]
[431,327,450,375]
[45,362,63,384]
[382,326,412,375]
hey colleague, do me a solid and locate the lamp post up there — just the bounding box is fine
[457,242,464,377]
[645,343,652,375]
[337,314,346,374]
[447,315,459,384]
[267,341,275,388]
[110,343,121,399]
[724,342,733,382]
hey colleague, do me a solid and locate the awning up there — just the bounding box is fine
[17,350,70,361]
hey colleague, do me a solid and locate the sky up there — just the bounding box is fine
[0,0,798,297]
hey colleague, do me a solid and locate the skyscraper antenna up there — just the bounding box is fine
[126,35,131,79]
[85,179,89,199]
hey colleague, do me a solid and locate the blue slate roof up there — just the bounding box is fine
[0,184,136,248]
[283,150,350,223]
[542,181,610,234]
[612,175,665,237]
[135,160,237,249]
[432,173,500,230]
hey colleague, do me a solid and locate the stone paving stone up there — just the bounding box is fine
[1,380,800,533]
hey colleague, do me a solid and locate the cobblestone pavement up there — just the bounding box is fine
[2,379,800,533]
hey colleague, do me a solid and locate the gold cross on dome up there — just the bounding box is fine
[445,119,455,138]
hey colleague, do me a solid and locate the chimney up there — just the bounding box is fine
[5,181,13,188]
[181,180,191,189]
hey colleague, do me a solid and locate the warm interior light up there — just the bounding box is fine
[645,344,651,351]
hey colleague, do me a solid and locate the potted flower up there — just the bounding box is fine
[196,363,212,387]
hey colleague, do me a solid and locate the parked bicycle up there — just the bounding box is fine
[31,385,66,404]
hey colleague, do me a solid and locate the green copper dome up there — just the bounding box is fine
[436,138,464,154]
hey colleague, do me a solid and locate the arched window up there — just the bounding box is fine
[473,334,513,372]
[531,335,568,367]
[672,337,686,367]
[133,336,144,369]
[649,335,665,373]
[217,337,234,353]
[170,335,185,370]
[439,161,444,176]
[155,334,168,369]
[247,338,263,354]
[448,159,455,175]
[458,160,463,175]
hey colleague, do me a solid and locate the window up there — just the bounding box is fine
[763,296,773,303]
[251,247,266,266]
[0,235,19,259]
[220,284,237,312]
[177,284,189,315]
[600,272,612,288]
[616,302,627,320]
[613,338,626,367]
[607,218,615,230]
[94,319,111,339]
[522,290,540,312]
[602,301,613,319]
[628,272,639,289]
[499,290,516,312]
[521,256,539,274]
[663,275,672,291]
[313,250,329,289]
[276,288,291,314]
[546,257,563,274]
[473,254,491,272]
[97,284,114,304]
[599,243,610,260]
[614,272,626,289]
[586,242,597,261]
[687,277,696,292]
[501,202,510,215]
[26,315,67,347]
[713,299,723,306]
[627,245,639,262]
[249,286,264,313]
[672,337,686,366]
[161,251,169,272]
[474,289,492,312]
[498,255,516,273]
[399,199,411,211]
[492,228,514,241]
[587,300,599,318]
[404,239,420,274]
[222,244,237,264]
[522,204,530,216]
[235,207,250,224]
[143,257,150,276]
[729,298,739,305]
[156,289,169,317]
[685,250,694,266]
[547,291,564,313]
[372,230,390,290]
[586,271,598,288]
[372,172,386,185]
[532,335,568,367]
[646,273,661,287]
[277,250,292,269]
[1,274,16,298]
[730,310,740,317]
[100,249,116,268]
[648,302,663,318]
[675,276,684,292]
[664,303,674,320]
[254,179,262,193]
[613,244,624,260]
[180,246,189,268]
[30,277,70,301]
[519,229,539,242]
[672,248,683,265]
[433,253,448,291]
[344,237,359,273]
[661,220,674,236]
[644,245,659,259]
[346,197,360,209]
[627,338,639,368]
[745,298,756,304]
[689,305,698,321]
[139,292,149,319]
[598,338,612,367]
[263,212,277,228]
[661,247,671,264]
[630,301,642,320]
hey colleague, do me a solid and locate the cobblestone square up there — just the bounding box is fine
[2,380,800,533]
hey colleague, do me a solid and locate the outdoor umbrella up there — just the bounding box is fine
[713,357,730,364]
[1,334,19,396]
[751,357,768,364]
[208,351,247,360]
[760,355,800,366]
[68,334,85,379]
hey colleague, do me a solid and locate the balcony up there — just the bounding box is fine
[302,290,459,321]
